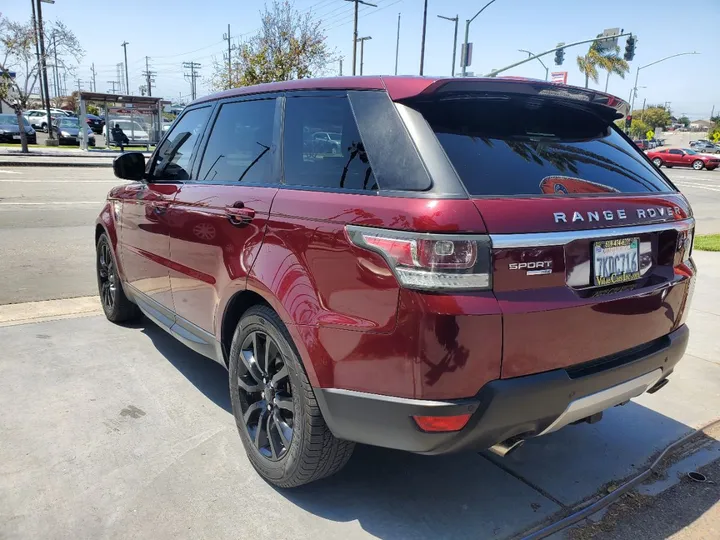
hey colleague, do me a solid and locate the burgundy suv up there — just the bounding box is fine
[97,76,695,487]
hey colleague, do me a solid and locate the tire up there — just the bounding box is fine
[692,160,704,170]
[229,305,354,488]
[41,122,47,133]
[666,165,673,168]
[652,158,662,167]
[96,233,140,323]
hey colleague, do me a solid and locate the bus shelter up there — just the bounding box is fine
[78,92,167,151]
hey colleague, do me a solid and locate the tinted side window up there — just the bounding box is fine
[198,99,276,183]
[669,149,682,155]
[283,96,376,191]
[151,106,211,181]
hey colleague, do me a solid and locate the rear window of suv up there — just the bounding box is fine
[411,97,674,196]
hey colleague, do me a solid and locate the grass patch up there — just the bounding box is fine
[694,234,720,252]
[0,143,39,148]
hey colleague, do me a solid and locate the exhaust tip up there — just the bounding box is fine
[647,377,670,394]
[488,438,525,458]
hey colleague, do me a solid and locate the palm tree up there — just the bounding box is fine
[577,41,629,90]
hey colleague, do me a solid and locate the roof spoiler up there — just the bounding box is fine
[395,78,629,119]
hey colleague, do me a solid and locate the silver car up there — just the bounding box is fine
[53,117,96,146]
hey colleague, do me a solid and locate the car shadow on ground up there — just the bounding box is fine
[137,318,716,540]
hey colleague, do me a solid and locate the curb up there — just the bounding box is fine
[0,161,112,168]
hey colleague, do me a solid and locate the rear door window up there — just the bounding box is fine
[411,97,675,196]
[283,96,377,191]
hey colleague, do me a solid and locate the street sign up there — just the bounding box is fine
[646,130,655,140]
[597,28,621,52]
[460,43,473,68]
[551,71,568,84]
[1,70,17,79]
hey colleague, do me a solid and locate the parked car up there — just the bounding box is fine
[23,109,63,132]
[0,113,37,144]
[310,130,341,154]
[53,116,95,146]
[632,139,649,150]
[98,76,695,488]
[107,119,149,145]
[689,141,720,154]
[85,113,105,134]
[647,148,719,170]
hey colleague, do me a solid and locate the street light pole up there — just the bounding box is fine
[461,0,499,76]
[121,41,130,94]
[419,0,428,75]
[518,49,549,81]
[629,52,699,113]
[394,13,401,76]
[29,0,45,108]
[357,36,372,76]
[438,15,459,76]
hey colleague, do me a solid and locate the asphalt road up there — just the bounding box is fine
[0,165,718,305]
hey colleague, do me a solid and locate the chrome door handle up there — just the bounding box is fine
[225,205,255,226]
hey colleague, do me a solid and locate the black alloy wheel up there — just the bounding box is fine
[97,239,117,311]
[237,330,294,461]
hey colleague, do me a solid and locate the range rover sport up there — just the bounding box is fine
[96,76,695,487]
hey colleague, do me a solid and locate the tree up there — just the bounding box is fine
[211,1,335,90]
[678,116,690,128]
[628,118,651,139]
[576,40,629,89]
[632,105,671,130]
[0,16,84,151]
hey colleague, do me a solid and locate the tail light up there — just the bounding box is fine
[676,226,694,264]
[345,225,492,291]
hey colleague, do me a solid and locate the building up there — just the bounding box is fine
[689,119,713,132]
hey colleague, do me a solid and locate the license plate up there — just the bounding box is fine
[12,135,21,140]
[593,237,641,286]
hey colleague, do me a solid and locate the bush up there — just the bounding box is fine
[86,104,99,116]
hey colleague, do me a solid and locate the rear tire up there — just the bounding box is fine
[229,305,354,488]
[96,233,140,323]
[41,122,47,133]
[693,160,705,170]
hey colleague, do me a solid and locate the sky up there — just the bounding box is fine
[3,0,718,119]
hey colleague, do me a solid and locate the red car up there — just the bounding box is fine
[97,76,695,487]
[648,148,720,171]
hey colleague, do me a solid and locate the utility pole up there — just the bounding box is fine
[339,58,343,76]
[223,24,233,89]
[107,81,118,93]
[711,105,715,120]
[121,41,130,95]
[394,13,401,75]
[438,15,459,76]
[183,62,201,100]
[419,0,428,75]
[76,79,82,93]
[91,63,97,92]
[30,0,45,108]
[36,0,54,140]
[143,56,156,97]
[52,33,60,98]
[345,0,377,76]
[357,36,372,76]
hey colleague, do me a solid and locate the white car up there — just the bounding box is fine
[109,119,150,145]
[23,110,63,132]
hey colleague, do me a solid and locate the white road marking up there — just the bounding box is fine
[0,169,21,174]
[0,201,103,206]
[674,182,720,193]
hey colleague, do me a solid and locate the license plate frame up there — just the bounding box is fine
[593,237,641,286]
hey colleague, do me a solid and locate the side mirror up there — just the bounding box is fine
[113,152,146,181]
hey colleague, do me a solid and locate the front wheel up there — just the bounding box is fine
[229,305,354,488]
[41,122,47,133]
[96,233,140,323]
[693,160,705,170]
[652,158,663,167]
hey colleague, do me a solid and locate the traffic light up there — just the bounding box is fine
[555,43,565,66]
[625,115,633,130]
[624,35,636,61]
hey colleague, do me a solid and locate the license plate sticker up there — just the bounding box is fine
[593,237,641,286]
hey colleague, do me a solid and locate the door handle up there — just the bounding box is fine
[225,204,256,226]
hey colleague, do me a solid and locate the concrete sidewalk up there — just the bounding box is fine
[0,252,718,540]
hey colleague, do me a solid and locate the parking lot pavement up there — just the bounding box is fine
[1,252,718,540]
[664,168,720,235]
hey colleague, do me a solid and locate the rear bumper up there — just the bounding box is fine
[315,324,689,454]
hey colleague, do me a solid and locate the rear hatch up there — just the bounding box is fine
[406,81,695,378]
